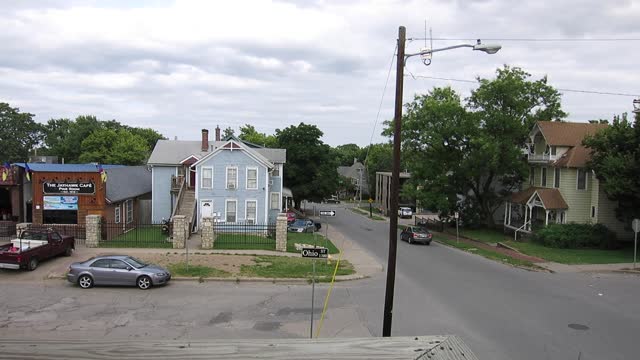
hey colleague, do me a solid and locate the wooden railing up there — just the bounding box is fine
[171,174,185,192]
[170,176,186,219]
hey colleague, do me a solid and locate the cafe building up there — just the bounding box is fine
[14,163,151,226]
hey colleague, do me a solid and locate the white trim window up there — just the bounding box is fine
[270,192,280,210]
[114,205,121,224]
[226,167,238,189]
[225,199,237,223]
[554,168,560,188]
[272,164,280,177]
[541,167,547,187]
[246,167,258,189]
[529,167,535,185]
[201,167,213,189]
[577,168,587,190]
[246,200,257,224]
[125,199,133,224]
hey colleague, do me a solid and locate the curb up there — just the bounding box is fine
[47,273,369,283]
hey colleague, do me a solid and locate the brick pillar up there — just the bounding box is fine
[275,213,287,252]
[16,223,30,237]
[201,217,215,249]
[85,215,101,248]
[172,215,186,249]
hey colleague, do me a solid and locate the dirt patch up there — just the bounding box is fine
[137,253,256,275]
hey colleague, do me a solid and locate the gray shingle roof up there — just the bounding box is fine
[147,140,286,165]
[105,166,152,203]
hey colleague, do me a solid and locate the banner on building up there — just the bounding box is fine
[44,196,79,210]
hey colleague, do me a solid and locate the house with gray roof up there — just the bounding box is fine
[337,158,369,200]
[147,127,287,228]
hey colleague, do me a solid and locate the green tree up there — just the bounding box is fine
[333,143,363,166]
[584,112,640,221]
[276,123,339,208]
[362,142,393,195]
[42,115,102,163]
[0,103,43,163]
[79,128,149,165]
[223,126,235,139]
[238,124,278,147]
[390,66,567,226]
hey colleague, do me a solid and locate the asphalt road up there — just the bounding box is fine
[315,202,640,360]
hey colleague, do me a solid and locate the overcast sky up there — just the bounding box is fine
[1,0,638,147]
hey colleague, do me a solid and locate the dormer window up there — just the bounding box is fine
[550,146,557,156]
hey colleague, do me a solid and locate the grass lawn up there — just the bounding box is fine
[436,235,538,268]
[168,263,231,277]
[213,233,276,251]
[100,227,172,248]
[350,207,385,221]
[447,228,510,244]
[504,240,635,264]
[240,255,355,280]
[287,232,340,254]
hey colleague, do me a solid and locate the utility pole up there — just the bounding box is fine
[382,25,405,337]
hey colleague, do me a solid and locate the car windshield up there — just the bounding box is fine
[292,220,307,226]
[125,256,147,268]
[412,228,429,234]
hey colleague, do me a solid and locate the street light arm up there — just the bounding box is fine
[405,44,474,60]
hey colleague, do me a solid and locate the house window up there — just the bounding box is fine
[226,167,238,189]
[529,167,535,185]
[577,169,587,190]
[591,206,596,218]
[270,192,280,210]
[225,199,237,223]
[201,167,213,189]
[246,168,258,189]
[246,200,257,224]
[114,206,121,224]
[541,167,547,187]
[125,199,133,223]
[551,146,557,156]
[554,168,560,188]
[272,165,280,177]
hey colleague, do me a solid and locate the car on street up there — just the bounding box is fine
[0,229,74,271]
[398,207,413,218]
[400,226,432,245]
[287,218,320,233]
[323,195,340,204]
[67,255,171,290]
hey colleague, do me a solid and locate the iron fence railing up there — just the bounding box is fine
[100,221,172,248]
[26,223,86,245]
[213,222,276,250]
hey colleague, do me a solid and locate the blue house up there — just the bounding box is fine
[147,128,286,228]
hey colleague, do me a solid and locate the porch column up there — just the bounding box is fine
[503,201,508,226]
[524,205,529,231]
[545,209,550,226]
[508,203,512,226]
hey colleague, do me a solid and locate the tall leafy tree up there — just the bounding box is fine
[238,124,278,147]
[584,112,640,221]
[0,103,43,163]
[333,143,363,166]
[223,126,235,139]
[276,123,339,208]
[391,66,567,226]
[362,142,393,195]
[79,129,149,165]
[42,115,102,163]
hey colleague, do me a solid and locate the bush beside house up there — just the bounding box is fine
[532,223,618,249]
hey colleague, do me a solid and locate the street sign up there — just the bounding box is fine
[319,210,336,217]
[632,219,640,233]
[301,247,328,258]
[454,212,459,219]
[368,198,373,204]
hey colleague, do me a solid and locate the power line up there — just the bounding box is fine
[405,74,640,97]
[407,37,640,42]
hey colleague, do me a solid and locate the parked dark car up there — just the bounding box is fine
[67,255,171,290]
[0,229,74,271]
[400,226,432,245]
[287,219,321,233]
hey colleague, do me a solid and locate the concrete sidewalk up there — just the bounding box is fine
[535,261,640,274]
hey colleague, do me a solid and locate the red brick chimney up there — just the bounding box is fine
[215,125,221,141]
[201,129,209,152]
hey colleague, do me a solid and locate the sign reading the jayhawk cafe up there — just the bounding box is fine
[43,181,95,195]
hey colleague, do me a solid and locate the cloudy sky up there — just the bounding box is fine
[1,0,638,146]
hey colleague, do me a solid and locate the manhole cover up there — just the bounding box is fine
[568,323,590,331]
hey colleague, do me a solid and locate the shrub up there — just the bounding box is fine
[532,223,618,249]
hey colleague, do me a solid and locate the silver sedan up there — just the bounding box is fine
[67,255,171,290]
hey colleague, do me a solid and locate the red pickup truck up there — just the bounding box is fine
[0,229,75,271]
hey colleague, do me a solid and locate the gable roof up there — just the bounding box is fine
[511,187,568,209]
[192,139,274,169]
[148,139,286,166]
[532,121,608,168]
[337,161,366,179]
[105,166,152,203]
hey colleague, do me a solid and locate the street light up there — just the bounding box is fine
[382,26,501,337]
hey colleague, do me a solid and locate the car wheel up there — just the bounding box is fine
[78,275,93,289]
[408,237,412,244]
[426,241,431,246]
[28,257,39,271]
[137,275,152,290]
[64,246,73,256]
